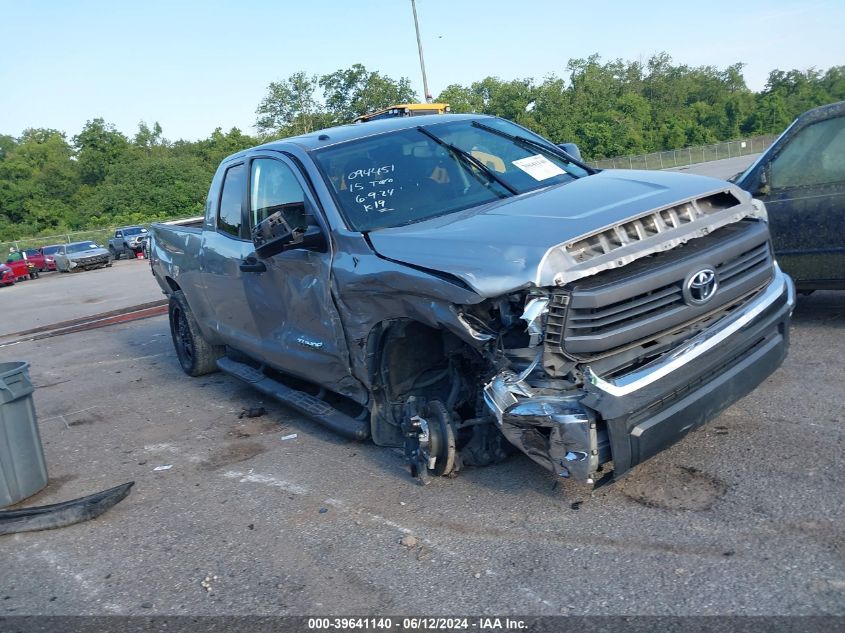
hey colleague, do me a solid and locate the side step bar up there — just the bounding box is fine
[217,358,370,441]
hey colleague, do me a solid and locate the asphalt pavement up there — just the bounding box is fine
[0,260,843,616]
[670,153,761,180]
[0,257,163,337]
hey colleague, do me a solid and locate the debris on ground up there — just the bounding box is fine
[570,500,583,510]
[0,482,134,536]
[238,407,266,419]
[200,574,219,593]
[280,433,297,441]
[399,535,418,548]
[152,465,173,471]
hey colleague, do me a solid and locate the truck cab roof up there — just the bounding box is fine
[228,114,493,162]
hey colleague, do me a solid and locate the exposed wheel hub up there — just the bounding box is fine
[403,397,456,485]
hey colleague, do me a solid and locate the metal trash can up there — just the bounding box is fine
[0,362,48,507]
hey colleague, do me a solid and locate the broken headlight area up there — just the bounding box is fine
[462,290,610,483]
[482,370,609,483]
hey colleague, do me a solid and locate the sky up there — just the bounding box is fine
[2,0,843,142]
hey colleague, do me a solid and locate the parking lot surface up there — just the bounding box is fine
[1,249,843,618]
[0,258,162,337]
[671,153,760,180]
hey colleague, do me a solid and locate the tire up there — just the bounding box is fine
[168,290,223,376]
[109,246,118,260]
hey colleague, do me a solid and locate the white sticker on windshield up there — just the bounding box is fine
[511,154,565,181]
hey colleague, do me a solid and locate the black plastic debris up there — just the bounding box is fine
[0,482,134,536]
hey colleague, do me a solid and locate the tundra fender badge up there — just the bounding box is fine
[683,268,718,305]
[296,336,324,349]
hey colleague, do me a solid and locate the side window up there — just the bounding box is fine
[249,158,308,231]
[115,231,122,238]
[218,164,245,238]
[771,116,845,189]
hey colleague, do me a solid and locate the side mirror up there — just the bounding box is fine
[557,143,582,162]
[252,209,326,259]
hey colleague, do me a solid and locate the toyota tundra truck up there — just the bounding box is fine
[150,114,795,486]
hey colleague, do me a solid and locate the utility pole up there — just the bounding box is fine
[411,0,432,103]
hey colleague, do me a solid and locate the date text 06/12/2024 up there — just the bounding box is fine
[307,617,528,630]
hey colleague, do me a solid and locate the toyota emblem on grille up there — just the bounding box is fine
[683,268,718,305]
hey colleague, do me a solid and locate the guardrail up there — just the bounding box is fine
[589,134,778,170]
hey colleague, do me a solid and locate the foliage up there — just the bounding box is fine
[1,58,844,242]
[256,64,417,138]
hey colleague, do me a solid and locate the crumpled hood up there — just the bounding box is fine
[68,248,110,260]
[367,169,755,297]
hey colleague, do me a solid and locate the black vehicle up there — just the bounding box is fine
[735,101,845,290]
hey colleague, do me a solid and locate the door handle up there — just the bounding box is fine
[239,256,266,273]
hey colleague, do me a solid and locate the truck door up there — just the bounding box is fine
[198,162,260,355]
[240,154,362,399]
[759,113,845,286]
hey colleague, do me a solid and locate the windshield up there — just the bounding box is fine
[312,118,589,231]
[67,242,99,254]
[122,227,147,236]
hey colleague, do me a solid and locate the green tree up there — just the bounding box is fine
[73,118,129,185]
[0,129,79,238]
[85,150,209,226]
[133,121,164,150]
[319,63,416,123]
[255,71,329,138]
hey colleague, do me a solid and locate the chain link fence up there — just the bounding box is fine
[1,228,116,256]
[589,134,778,171]
[0,218,195,255]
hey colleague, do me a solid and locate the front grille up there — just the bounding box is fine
[77,255,108,266]
[563,191,740,264]
[545,219,773,359]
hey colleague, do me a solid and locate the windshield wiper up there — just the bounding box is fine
[416,126,518,196]
[471,120,590,171]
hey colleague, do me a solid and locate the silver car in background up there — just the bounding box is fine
[54,241,113,272]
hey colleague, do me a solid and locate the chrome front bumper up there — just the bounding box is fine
[583,265,794,397]
[485,265,795,482]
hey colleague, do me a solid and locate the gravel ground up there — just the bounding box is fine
[0,282,842,616]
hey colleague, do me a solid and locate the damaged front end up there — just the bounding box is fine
[358,188,793,486]
[471,217,794,485]
[478,296,608,484]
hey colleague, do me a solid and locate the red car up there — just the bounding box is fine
[0,263,15,286]
[2,259,32,282]
[20,248,50,271]
[37,245,61,271]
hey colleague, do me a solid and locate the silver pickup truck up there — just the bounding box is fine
[150,114,794,486]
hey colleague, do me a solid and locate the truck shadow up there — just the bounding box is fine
[791,290,845,327]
